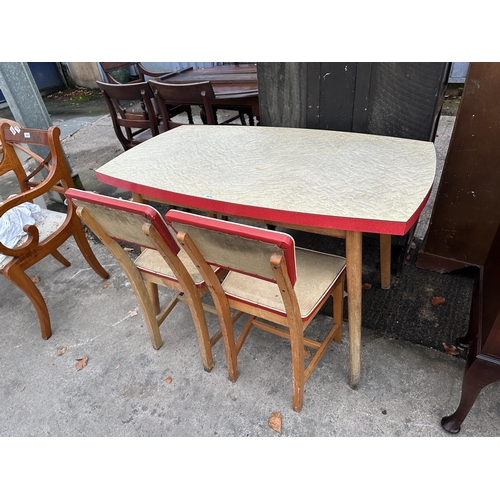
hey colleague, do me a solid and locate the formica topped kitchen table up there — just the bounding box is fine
[96,125,436,388]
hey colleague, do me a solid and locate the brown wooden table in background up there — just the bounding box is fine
[161,64,260,122]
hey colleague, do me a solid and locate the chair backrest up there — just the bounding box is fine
[0,123,74,203]
[99,62,140,83]
[96,80,160,150]
[166,210,297,285]
[65,189,181,255]
[148,80,217,129]
[0,123,77,259]
[100,62,175,84]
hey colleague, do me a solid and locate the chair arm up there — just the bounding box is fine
[0,220,40,257]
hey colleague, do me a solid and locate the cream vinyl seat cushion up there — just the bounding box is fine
[222,247,346,320]
[134,247,208,286]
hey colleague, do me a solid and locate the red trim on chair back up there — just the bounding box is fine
[65,189,180,255]
[165,209,297,285]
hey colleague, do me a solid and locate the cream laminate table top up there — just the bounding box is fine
[96,126,436,235]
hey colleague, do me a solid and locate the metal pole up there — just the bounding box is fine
[0,62,81,203]
[0,62,53,160]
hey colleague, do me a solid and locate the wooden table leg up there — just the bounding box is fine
[346,231,363,389]
[379,234,391,290]
[131,192,144,204]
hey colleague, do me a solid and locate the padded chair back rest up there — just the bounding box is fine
[166,210,297,285]
[65,189,180,255]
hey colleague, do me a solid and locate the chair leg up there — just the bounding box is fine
[51,249,71,267]
[239,112,247,125]
[5,265,52,339]
[184,292,215,372]
[146,282,160,315]
[128,276,163,350]
[290,323,306,412]
[71,222,110,280]
[186,106,194,124]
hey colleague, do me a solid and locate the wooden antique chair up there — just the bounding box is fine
[65,189,233,371]
[0,123,110,340]
[99,63,193,130]
[166,210,346,412]
[96,80,164,151]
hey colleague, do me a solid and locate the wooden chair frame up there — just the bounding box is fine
[99,63,194,129]
[65,189,236,371]
[149,80,218,130]
[166,210,346,412]
[96,80,162,151]
[0,123,109,340]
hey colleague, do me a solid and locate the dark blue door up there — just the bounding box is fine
[0,62,66,102]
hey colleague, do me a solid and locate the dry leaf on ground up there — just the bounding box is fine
[443,343,459,356]
[58,347,67,356]
[75,356,88,371]
[124,247,134,252]
[432,296,446,306]
[31,275,40,283]
[362,283,372,290]
[128,310,138,317]
[103,283,109,289]
[268,412,282,434]
[165,376,173,384]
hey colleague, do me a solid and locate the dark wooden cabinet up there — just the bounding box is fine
[417,62,500,273]
[441,220,500,433]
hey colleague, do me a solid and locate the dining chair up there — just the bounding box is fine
[96,80,164,151]
[149,80,218,130]
[166,210,346,412]
[149,80,252,128]
[65,189,234,371]
[100,62,193,84]
[0,123,110,341]
[100,62,172,84]
[99,63,194,128]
